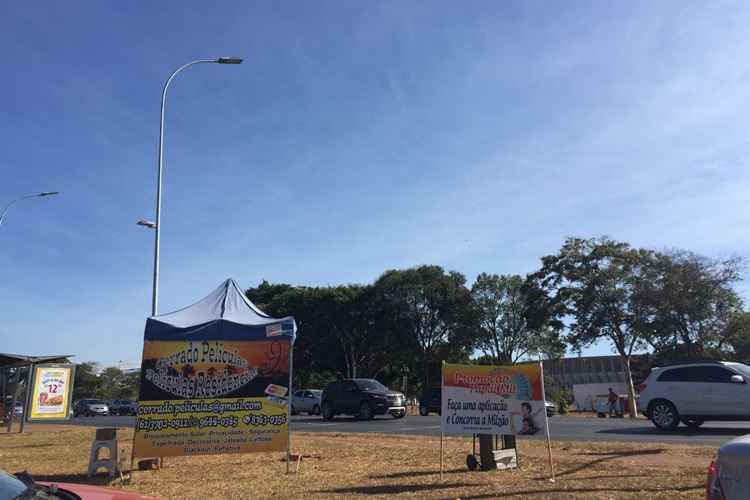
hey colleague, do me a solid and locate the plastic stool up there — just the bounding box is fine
[87,428,118,478]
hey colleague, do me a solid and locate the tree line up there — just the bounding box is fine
[246,236,750,418]
[72,363,139,401]
[70,236,749,416]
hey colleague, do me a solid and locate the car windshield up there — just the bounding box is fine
[728,363,750,379]
[87,400,106,405]
[354,379,387,392]
[310,390,322,396]
[0,470,28,499]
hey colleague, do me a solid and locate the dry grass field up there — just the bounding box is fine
[0,425,710,499]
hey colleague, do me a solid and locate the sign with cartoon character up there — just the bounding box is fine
[441,362,547,436]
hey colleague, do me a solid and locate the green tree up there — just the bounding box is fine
[72,362,102,400]
[247,284,342,387]
[373,265,477,388]
[247,282,395,384]
[97,367,139,400]
[638,251,744,361]
[246,280,296,312]
[316,285,390,379]
[726,311,750,363]
[471,273,564,364]
[528,237,655,418]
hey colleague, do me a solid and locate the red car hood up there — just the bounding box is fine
[38,481,160,500]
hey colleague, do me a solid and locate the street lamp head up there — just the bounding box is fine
[38,191,60,197]
[216,57,243,65]
[136,219,157,229]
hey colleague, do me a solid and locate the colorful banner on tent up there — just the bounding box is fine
[133,339,291,458]
[441,362,546,436]
[27,364,75,421]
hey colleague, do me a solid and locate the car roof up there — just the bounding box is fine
[651,360,731,370]
[723,361,750,370]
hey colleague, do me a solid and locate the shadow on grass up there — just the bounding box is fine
[535,448,664,480]
[456,483,703,498]
[552,473,662,481]
[597,426,750,437]
[316,481,481,495]
[370,468,466,480]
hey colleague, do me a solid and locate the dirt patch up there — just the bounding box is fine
[0,428,710,499]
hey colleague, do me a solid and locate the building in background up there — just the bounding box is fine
[543,354,649,390]
[541,355,650,411]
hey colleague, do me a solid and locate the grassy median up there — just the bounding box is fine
[0,425,709,499]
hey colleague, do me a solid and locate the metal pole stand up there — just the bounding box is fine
[469,433,517,471]
[466,434,479,470]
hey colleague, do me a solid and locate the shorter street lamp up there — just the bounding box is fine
[0,192,60,226]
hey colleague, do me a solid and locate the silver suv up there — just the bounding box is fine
[639,361,750,430]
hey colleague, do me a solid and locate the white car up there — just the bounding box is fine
[291,389,322,416]
[639,361,750,430]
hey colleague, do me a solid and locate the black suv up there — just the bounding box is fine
[419,386,441,416]
[321,379,406,420]
[109,399,137,416]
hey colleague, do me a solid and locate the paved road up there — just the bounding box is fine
[66,414,750,446]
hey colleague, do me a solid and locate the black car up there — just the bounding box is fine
[419,386,441,416]
[109,399,138,416]
[321,379,406,420]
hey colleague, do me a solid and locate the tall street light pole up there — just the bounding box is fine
[150,57,242,317]
[0,192,60,227]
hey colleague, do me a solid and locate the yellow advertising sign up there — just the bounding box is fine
[28,364,75,421]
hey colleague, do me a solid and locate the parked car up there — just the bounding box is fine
[73,399,110,417]
[13,403,23,417]
[419,387,441,416]
[638,361,750,430]
[291,389,322,415]
[321,379,406,420]
[545,400,556,417]
[707,434,750,499]
[110,399,138,416]
[1,469,159,499]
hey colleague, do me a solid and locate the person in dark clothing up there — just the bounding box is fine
[607,388,619,417]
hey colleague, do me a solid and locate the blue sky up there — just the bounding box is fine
[2,1,749,368]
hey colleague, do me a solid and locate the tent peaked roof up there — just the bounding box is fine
[145,278,296,342]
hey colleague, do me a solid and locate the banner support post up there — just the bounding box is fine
[286,338,294,474]
[538,352,555,482]
[19,363,33,433]
[439,360,444,481]
[440,431,444,481]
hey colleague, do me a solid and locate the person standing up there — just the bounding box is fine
[607,387,619,417]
